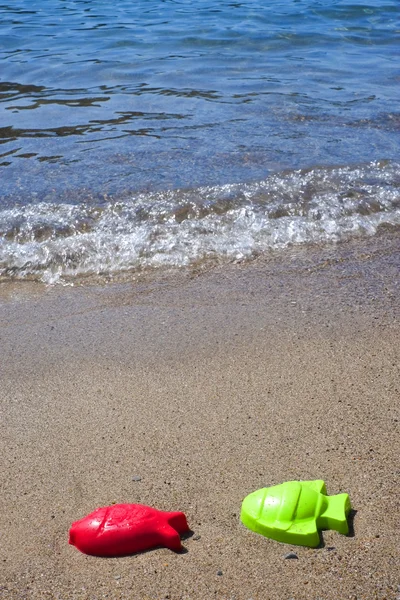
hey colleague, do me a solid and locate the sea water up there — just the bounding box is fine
[0,0,399,283]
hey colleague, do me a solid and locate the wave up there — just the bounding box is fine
[0,160,399,284]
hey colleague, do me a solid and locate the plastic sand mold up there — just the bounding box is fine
[69,503,189,557]
[240,480,351,547]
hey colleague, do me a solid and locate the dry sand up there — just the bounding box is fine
[0,233,399,600]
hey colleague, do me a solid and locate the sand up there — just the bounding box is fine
[0,233,399,600]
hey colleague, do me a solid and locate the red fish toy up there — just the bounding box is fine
[69,503,189,557]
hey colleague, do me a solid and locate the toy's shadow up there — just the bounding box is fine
[347,508,357,538]
[181,529,194,541]
[317,509,357,548]
[178,528,194,553]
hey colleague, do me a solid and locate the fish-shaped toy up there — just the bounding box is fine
[69,503,189,556]
[241,480,351,547]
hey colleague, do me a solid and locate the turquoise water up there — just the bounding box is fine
[0,0,399,282]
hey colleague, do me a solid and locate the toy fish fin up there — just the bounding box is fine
[300,480,327,494]
[286,519,321,548]
[158,523,184,552]
[271,518,292,532]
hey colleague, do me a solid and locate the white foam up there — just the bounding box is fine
[1,161,399,283]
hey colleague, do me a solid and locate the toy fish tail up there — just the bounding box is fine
[158,523,185,551]
[165,511,190,534]
[318,493,351,535]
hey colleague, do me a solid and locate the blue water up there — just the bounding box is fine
[0,0,399,282]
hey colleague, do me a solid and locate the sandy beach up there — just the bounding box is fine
[1,233,399,600]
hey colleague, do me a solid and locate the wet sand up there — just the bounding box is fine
[1,234,399,600]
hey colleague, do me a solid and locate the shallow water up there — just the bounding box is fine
[0,0,399,282]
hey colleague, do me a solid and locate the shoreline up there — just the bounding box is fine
[1,234,399,599]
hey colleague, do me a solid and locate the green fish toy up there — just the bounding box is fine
[241,480,351,548]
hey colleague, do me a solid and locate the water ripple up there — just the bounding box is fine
[0,0,399,179]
